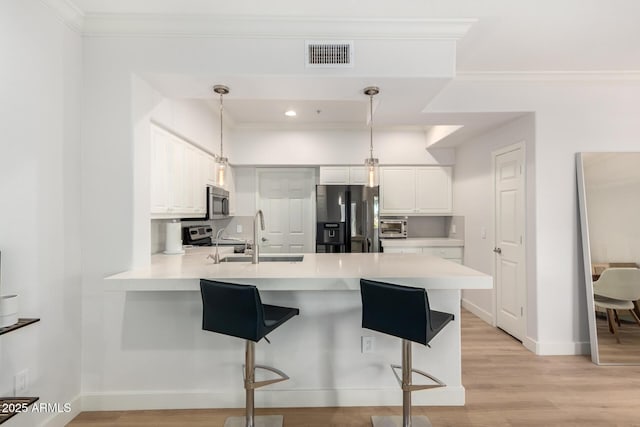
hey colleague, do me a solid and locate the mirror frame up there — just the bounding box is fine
[576,152,640,365]
[576,153,600,364]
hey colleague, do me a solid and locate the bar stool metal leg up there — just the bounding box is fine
[402,339,412,427]
[371,339,445,427]
[224,340,288,427]
[246,340,255,427]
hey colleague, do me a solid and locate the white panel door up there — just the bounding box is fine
[494,144,526,341]
[380,167,416,214]
[416,167,452,214]
[257,168,315,253]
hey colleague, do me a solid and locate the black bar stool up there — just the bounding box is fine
[200,279,300,427]
[360,279,455,427]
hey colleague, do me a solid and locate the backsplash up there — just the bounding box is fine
[405,216,465,240]
[211,216,253,241]
[152,215,465,254]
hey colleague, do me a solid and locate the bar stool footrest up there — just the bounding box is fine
[390,364,446,392]
[224,415,284,427]
[371,415,432,427]
[243,364,290,389]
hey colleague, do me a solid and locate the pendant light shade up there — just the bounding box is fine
[214,84,229,188]
[364,86,380,187]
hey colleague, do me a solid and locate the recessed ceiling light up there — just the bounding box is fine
[284,110,297,117]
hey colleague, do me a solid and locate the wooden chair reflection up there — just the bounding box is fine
[593,268,640,343]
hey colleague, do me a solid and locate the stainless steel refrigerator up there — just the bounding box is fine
[316,185,379,253]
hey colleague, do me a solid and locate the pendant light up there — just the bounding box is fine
[214,84,229,187]
[364,86,380,187]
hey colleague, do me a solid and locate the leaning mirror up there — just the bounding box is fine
[577,152,640,365]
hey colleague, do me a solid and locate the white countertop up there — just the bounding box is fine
[105,247,490,292]
[381,238,464,247]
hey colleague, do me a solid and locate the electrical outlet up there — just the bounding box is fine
[361,336,375,353]
[14,369,29,396]
[236,224,243,233]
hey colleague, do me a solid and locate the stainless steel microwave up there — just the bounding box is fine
[182,185,229,221]
[208,185,230,219]
[379,217,408,238]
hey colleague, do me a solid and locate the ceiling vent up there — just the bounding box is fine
[305,41,354,68]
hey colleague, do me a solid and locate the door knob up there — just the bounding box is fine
[261,237,268,242]
[493,247,502,254]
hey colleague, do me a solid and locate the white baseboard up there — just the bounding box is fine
[81,386,465,411]
[524,338,590,356]
[461,298,494,326]
[523,336,538,354]
[40,394,82,427]
[461,300,590,357]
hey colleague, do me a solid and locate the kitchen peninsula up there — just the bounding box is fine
[101,249,492,409]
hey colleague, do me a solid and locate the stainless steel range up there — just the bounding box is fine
[182,225,213,246]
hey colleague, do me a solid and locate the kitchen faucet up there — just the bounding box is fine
[252,210,265,264]
[207,227,226,264]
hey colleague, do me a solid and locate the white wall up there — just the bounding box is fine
[231,128,455,166]
[433,78,640,354]
[453,114,537,340]
[0,0,82,425]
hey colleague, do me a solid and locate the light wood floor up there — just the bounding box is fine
[595,312,640,364]
[69,310,640,426]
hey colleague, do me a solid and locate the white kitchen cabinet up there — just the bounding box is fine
[226,165,236,216]
[205,155,218,186]
[319,166,369,185]
[415,167,452,214]
[379,167,416,213]
[381,239,463,263]
[349,166,368,185]
[380,166,452,215]
[150,126,169,214]
[150,124,209,219]
[382,246,422,254]
[319,167,350,184]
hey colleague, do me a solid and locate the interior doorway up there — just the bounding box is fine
[493,142,527,342]
[255,168,316,253]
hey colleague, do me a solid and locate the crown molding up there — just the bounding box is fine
[457,71,640,82]
[233,122,428,132]
[80,15,475,40]
[40,0,84,32]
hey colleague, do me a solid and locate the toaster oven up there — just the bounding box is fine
[379,217,408,238]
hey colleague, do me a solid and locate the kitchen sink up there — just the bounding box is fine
[221,255,304,263]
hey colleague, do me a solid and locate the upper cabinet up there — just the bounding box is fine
[319,166,367,185]
[150,124,211,219]
[380,166,452,215]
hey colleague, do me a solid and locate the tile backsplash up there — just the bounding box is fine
[405,216,465,240]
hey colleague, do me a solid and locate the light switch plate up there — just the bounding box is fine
[236,224,243,233]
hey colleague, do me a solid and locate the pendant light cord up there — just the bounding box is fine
[369,93,374,158]
[219,92,224,158]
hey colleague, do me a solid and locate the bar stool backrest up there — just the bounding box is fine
[200,279,266,342]
[360,279,431,346]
